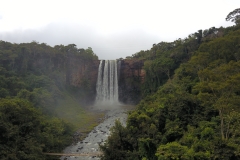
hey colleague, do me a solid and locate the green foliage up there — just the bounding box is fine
[102,22,240,159]
[0,41,99,159]
[194,60,240,140]
[0,98,73,159]
[226,8,240,24]
[100,120,136,160]
[156,142,189,160]
[139,138,157,160]
[138,33,201,96]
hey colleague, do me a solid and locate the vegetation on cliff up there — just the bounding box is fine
[1,7,240,160]
[100,10,240,159]
[0,41,98,159]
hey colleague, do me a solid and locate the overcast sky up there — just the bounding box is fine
[0,0,239,59]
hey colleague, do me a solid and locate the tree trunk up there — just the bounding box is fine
[219,109,225,140]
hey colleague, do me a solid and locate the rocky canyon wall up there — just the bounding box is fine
[118,59,145,104]
[66,54,100,104]
[66,57,145,105]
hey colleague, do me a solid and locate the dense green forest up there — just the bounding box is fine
[1,8,240,160]
[0,41,98,159]
[100,10,240,160]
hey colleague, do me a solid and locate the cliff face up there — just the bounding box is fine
[66,58,145,105]
[66,54,100,104]
[118,59,145,104]
[66,57,99,87]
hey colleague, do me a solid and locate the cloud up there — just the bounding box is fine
[0,0,239,59]
[0,22,160,59]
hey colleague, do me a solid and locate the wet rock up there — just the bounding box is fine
[61,106,132,160]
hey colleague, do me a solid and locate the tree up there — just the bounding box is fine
[155,56,174,80]
[155,142,189,160]
[0,98,43,159]
[100,120,134,160]
[194,61,240,140]
[0,98,73,159]
[226,8,240,24]
[139,138,157,160]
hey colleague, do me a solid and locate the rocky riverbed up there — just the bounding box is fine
[60,105,133,160]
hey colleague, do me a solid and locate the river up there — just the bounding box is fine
[60,105,133,160]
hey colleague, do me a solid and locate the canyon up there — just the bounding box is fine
[66,55,146,105]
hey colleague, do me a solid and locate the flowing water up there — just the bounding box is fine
[95,60,121,107]
[60,60,128,160]
[60,106,130,160]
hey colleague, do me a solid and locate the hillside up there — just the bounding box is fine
[100,24,240,159]
[0,42,100,159]
[1,9,240,160]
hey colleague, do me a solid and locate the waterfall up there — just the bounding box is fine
[95,60,120,106]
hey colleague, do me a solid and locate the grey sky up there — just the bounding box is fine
[0,0,239,59]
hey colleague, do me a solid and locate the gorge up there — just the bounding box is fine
[0,41,146,159]
[1,11,240,159]
[61,60,135,160]
[66,57,146,105]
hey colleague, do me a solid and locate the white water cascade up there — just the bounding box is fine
[95,60,121,106]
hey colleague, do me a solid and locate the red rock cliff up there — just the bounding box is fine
[66,57,145,105]
[66,54,100,104]
[119,59,145,104]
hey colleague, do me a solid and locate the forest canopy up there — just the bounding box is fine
[0,42,98,159]
[1,8,240,160]
[100,15,240,160]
